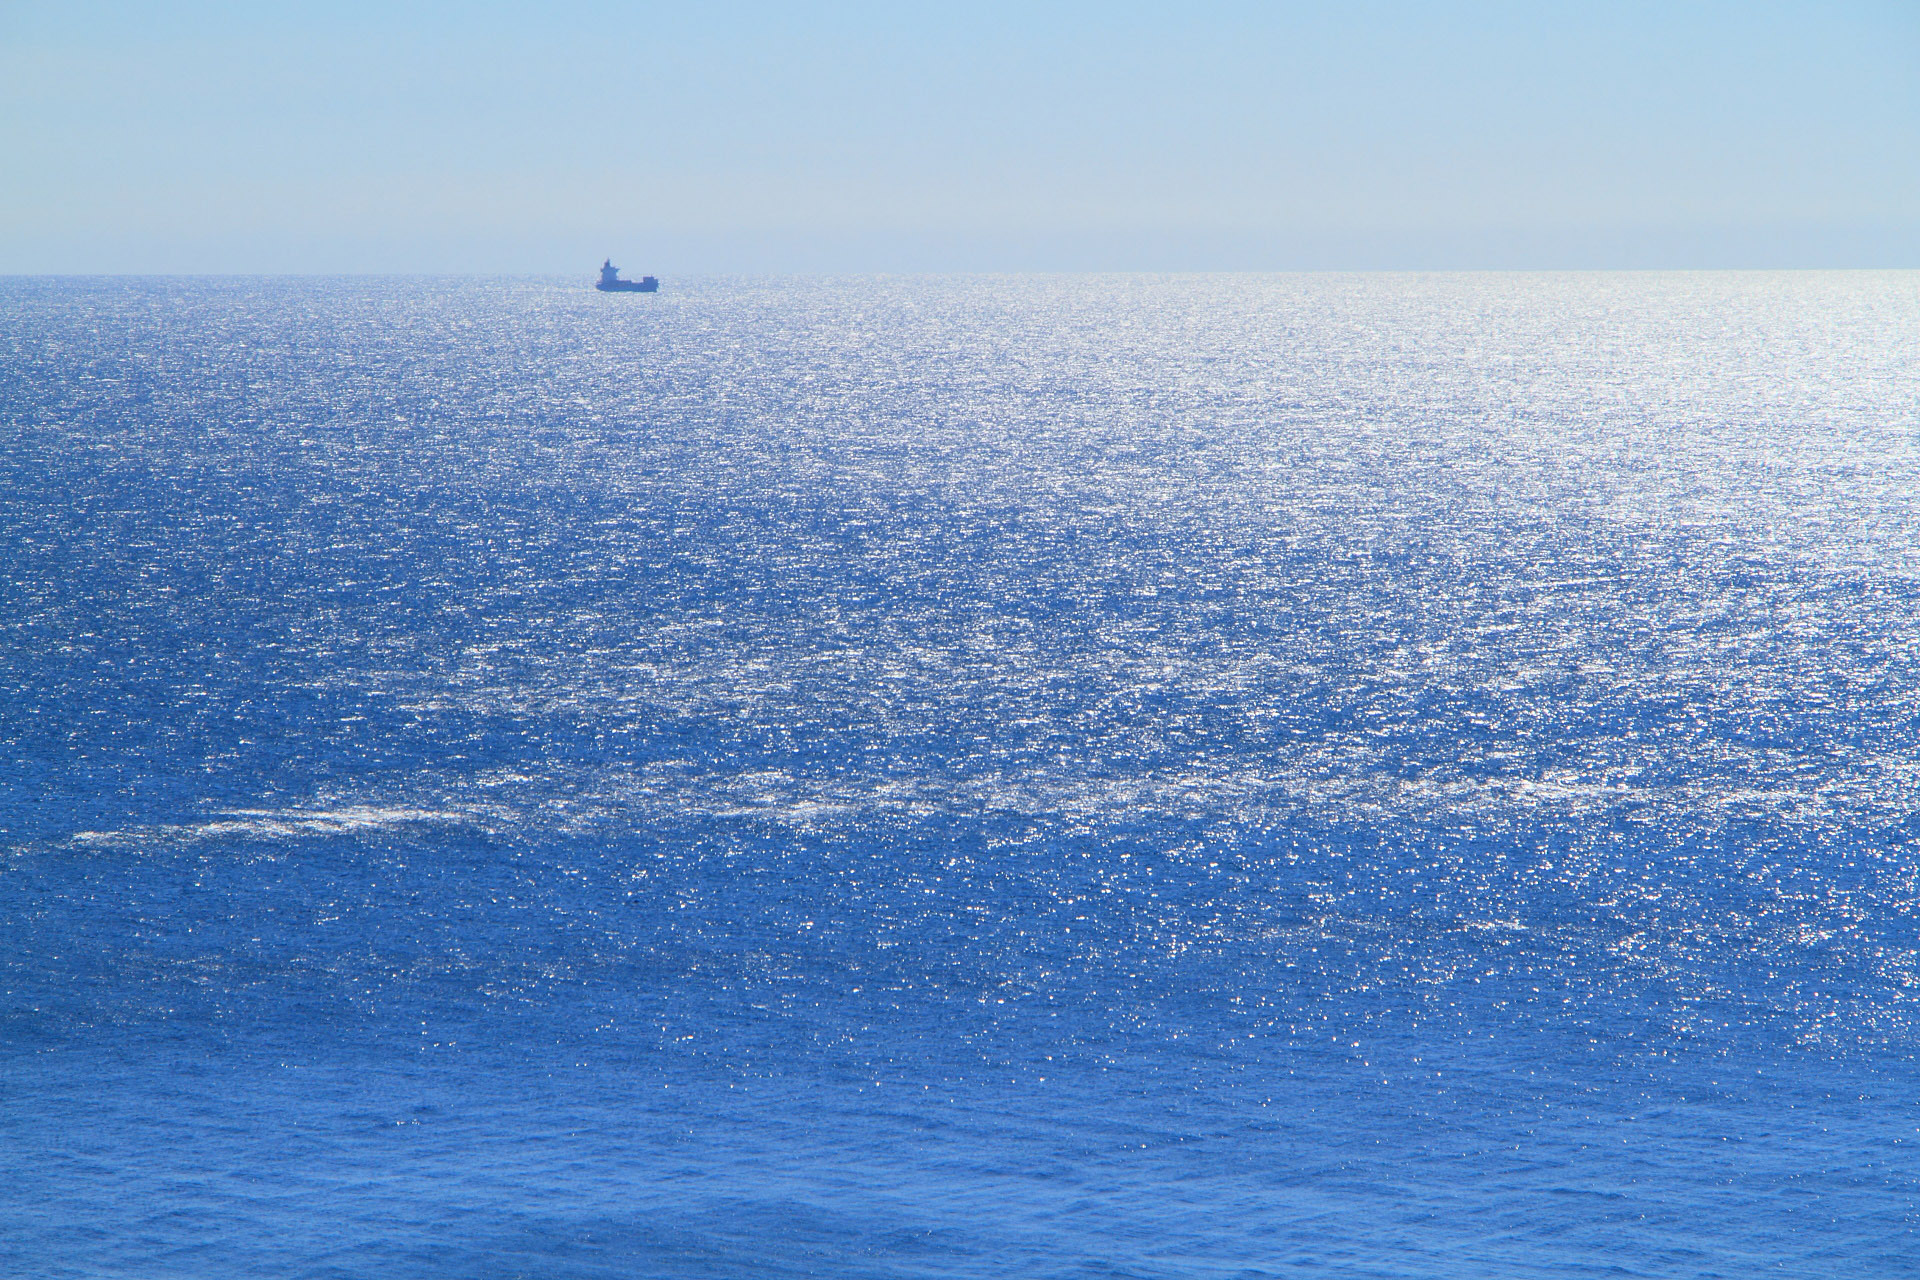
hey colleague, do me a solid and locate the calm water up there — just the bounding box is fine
[4,273,1919,1278]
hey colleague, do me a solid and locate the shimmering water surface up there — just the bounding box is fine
[4,273,1920,1278]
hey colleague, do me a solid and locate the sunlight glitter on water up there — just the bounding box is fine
[3,273,1919,1278]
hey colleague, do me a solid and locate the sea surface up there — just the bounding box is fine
[4,273,1919,1279]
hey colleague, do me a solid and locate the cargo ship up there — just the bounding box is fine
[596,259,658,293]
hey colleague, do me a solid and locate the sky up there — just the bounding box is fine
[1,1,1915,272]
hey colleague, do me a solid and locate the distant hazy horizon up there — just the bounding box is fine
[3,2,1916,273]
[10,264,1920,280]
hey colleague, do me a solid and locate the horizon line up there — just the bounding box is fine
[5,265,1918,279]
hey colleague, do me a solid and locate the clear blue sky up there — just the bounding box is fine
[2,1,1915,272]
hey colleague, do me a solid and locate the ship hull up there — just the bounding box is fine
[596,279,659,293]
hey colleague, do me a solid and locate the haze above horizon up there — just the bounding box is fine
[2,1,1915,273]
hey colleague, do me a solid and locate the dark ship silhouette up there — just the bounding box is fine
[596,259,658,293]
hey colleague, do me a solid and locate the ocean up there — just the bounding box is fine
[3,272,1917,1278]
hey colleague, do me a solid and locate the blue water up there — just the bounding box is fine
[4,273,1919,1278]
